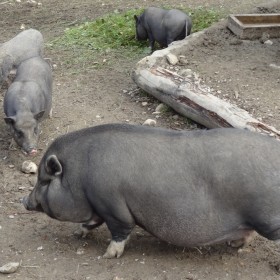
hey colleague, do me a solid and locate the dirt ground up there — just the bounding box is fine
[1,0,280,279]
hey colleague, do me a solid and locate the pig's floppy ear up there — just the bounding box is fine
[34,110,45,121]
[45,155,62,176]
[4,116,16,125]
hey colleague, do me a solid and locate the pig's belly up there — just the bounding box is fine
[133,206,251,247]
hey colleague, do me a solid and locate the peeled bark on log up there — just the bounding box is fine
[132,31,280,138]
[0,29,44,84]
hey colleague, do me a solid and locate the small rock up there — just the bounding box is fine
[0,262,20,274]
[269,63,280,70]
[96,115,102,119]
[260,32,270,43]
[26,0,37,7]
[22,160,37,174]
[172,115,179,120]
[179,55,188,65]
[155,103,167,113]
[142,119,156,126]
[186,273,197,280]
[9,215,15,219]
[264,40,273,46]
[37,246,43,251]
[166,53,179,65]
[8,164,15,169]
[179,68,192,77]
[76,247,85,255]
[238,248,251,254]
[142,102,148,107]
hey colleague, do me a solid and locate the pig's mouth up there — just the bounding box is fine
[29,149,38,156]
[21,148,38,156]
[21,196,43,212]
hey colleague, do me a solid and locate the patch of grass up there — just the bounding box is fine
[47,7,223,67]
[187,7,223,32]
[48,9,146,53]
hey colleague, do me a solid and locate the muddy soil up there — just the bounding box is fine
[0,0,280,279]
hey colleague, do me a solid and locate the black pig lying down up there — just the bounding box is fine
[22,124,280,258]
[134,7,192,52]
[4,56,52,155]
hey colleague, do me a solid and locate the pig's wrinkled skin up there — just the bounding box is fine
[134,7,192,52]
[22,124,280,258]
[4,56,52,155]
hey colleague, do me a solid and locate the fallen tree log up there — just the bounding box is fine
[132,30,280,138]
[0,29,44,84]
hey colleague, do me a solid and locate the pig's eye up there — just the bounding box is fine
[15,130,23,138]
[39,179,51,187]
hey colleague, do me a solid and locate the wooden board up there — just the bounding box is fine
[228,14,280,39]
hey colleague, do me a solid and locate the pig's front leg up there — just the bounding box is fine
[103,217,134,258]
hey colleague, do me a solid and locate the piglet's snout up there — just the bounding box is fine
[29,148,38,156]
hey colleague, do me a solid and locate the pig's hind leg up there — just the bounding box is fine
[74,217,104,238]
[227,230,257,248]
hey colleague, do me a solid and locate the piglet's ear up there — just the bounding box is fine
[34,110,45,121]
[4,116,16,125]
[45,155,62,176]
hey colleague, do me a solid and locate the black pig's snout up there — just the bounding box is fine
[21,196,29,209]
[21,195,44,212]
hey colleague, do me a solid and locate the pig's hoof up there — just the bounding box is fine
[103,240,126,259]
[228,239,245,248]
[228,231,256,248]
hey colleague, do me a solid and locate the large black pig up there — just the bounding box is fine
[134,7,192,52]
[22,124,280,258]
